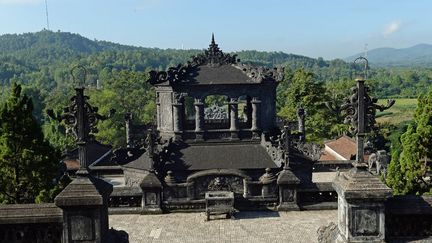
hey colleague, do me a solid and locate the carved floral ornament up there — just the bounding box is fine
[340,82,395,135]
[147,35,284,85]
[340,57,395,135]
[47,66,114,141]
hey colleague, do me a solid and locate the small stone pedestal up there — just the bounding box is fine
[140,172,163,214]
[277,169,300,211]
[55,175,113,243]
[333,168,392,243]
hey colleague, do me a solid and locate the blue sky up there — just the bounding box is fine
[0,0,431,59]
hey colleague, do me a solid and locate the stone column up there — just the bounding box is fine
[172,98,183,140]
[54,87,113,243]
[194,98,204,140]
[251,97,261,138]
[356,79,366,167]
[332,78,392,243]
[124,112,133,148]
[156,92,161,130]
[297,107,305,142]
[245,96,252,124]
[229,98,239,139]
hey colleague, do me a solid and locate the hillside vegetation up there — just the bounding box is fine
[0,30,431,147]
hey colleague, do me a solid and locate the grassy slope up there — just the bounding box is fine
[376,98,417,125]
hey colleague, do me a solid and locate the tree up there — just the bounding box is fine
[88,70,155,147]
[0,83,60,203]
[386,88,432,195]
[277,68,335,142]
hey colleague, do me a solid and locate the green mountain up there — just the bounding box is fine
[345,44,432,67]
[1,30,431,102]
[0,30,319,68]
[0,30,332,87]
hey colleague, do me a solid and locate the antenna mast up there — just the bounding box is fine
[45,0,50,30]
[364,43,368,59]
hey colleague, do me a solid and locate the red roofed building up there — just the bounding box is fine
[321,135,356,161]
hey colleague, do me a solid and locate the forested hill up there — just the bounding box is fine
[1,30,432,100]
[0,30,322,68]
[1,30,432,149]
[346,43,432,67]
[0,30,331,86]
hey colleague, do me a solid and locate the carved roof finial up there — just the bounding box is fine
[207,33,221,61]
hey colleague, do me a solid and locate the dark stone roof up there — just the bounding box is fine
[55,175,113,207]
[165,141,278,171]
[277,169,300,185]
[121,152,153,171]
[63,140,112,167]
[140,172,162,188]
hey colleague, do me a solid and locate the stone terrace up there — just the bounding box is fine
[109,210,337,243]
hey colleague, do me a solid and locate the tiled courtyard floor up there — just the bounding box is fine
[109,210,337,243]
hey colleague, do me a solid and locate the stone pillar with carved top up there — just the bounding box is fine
[53,85,113,243]
[156,92,161,130]
[140,172,163,214]
[333,169,391,243]
[251,97,261,138]
[229,98,239,139]
[172,95,184,140]
[332,73,394,243]
[194,98,205,140]
[276,168,300,211]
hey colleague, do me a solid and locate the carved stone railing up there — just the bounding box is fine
[312,160,354,172]
[182,129,256,141]
[108,186,142,214]
[386,195,432,240]
[0,203,63,243]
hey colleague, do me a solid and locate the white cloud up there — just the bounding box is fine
[383,21,401,36]
[0,0,42,5]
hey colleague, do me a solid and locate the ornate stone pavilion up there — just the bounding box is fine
[111,36,321,212]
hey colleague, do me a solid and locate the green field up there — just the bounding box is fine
[376,98,417,125]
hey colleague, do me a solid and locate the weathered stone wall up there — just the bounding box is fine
[386,195,432,240]
[0,203,63,243]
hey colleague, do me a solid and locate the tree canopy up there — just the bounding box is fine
[277,68,337,142]
[386,88,432,195]
[0,83,60,203]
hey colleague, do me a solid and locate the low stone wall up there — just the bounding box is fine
[0,203,63,243]
[298,182,338,210]
[386,195,432,241]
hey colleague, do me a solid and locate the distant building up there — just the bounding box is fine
[319,135,356,161]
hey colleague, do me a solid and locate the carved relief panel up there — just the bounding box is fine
[193,175,244,199]
[351,207,380,237]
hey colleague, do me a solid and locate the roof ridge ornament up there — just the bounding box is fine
[147,35,284,85]
[190,34,238,67]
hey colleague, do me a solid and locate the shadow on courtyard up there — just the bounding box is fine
[109,228,129,243]
[233,210,280,220]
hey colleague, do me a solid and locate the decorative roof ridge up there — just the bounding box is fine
[147,34,284,85]
[233,63,284,83]
[189,33,238,67]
